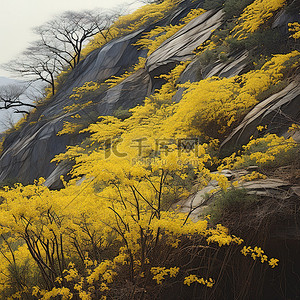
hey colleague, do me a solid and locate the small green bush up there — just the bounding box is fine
[209,187,257,224]
[203,0,225,10]
[223,0,254,19]
[113,106,132,120]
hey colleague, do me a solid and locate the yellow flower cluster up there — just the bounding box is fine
[207,224,244,247]
[288,22,300,39]
[241,246,279,267]
[38,287,73,300]
[232,0,286,40]
[57,121,85,136]
[70,81,101,100]
[150,266,180,284]
[135,8,206,57]
[288,123,300,132]
[184,275,214,288]
[240,171,267,182]
[0,137,4,156]
[105,57,147,88]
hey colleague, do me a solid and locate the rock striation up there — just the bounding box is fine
[0,6,226,187]
[0,1,299,189]
[220,79,300,152]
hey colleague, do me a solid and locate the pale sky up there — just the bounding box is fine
[0,0,142,78]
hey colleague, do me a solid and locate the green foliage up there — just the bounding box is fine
[223,0,254,18]
[203,0,225,10]
[0,178,19,189]
[197,43,231,66]
[228,28,287,55]
[203,0,254,18]
[113,106,133,120]
[256,79,288,101]
[209,187,257,223]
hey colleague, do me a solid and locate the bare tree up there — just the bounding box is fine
[0,112,16,131]
[0,84,36,114]
[5,44,62,96]
[2,10,115,98]
[34,10,114,69]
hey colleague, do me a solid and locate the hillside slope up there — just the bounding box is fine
[0,0,299,299]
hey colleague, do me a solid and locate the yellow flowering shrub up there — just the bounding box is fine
[241,246,279,267]
[105,8,205,89]
[82,0,182,57]
[232,0,287,40]
[184,275,214,288]
[218,133,298,171]
[150,266,180,284]
[161,51,299,139]
[57,81,103,135]
[135,8,206,57]
[0,73,282,297]
[57,121,85,136]
[236,134,297,168]
[0,137,4,156]
[288,22,300,39]
[0,174,278,299]
[105,57,147,88]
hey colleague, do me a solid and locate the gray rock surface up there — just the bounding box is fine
[96,69,151,115]
[0,117,67,185]
[221,80,300,152]
[175,172,299,222]
[1,4,219,187]
[41,31,148,120]
[202,50,248,79]
[172,50,248,102]
[146,9,224,74]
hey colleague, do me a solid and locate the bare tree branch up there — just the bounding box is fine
[1,9,115,99]
[0,84,36,114]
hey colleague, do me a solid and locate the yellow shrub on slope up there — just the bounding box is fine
[82,0,182,57]
[161,51,299,139]
[135,8,206,57]
[289,22,300,39]
[232,0,286,40]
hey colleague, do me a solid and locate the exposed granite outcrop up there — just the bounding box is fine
[146,9,224,89]
[0,6,226,188]
[0,1,298,190]
[172,50,249,102]
[220,80,300,153]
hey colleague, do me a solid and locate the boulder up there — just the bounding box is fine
[202,50,248,79]
[220,80,300,153]
[96,69,151,115]
[146,9,224,77]
[172,50,248,102]
[176,174,299,222]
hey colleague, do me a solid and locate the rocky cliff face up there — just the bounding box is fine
[0,0,299,188]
